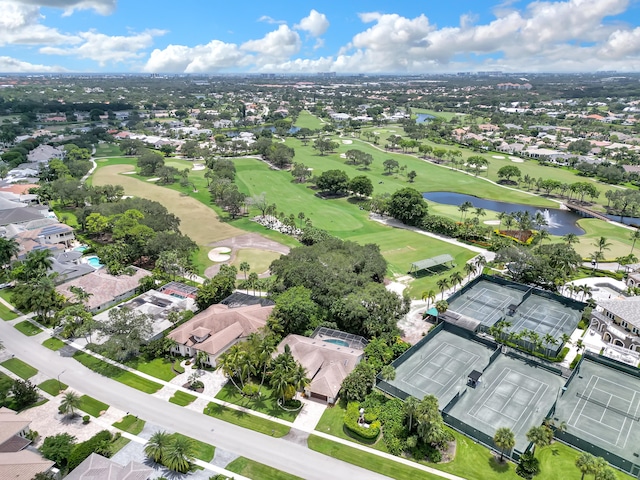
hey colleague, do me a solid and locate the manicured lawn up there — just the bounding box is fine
[411,108,466,122]
[293,110,325,130]
[124,357,176,382]
[1,358,38,379]
[308,435,443,480]
[226,457,304,480]
[536,442,635,480]
[230,248,282,275]
[0,288,14,305]
[14,320,42,336]
[171,433,215,462]
[568,218,637,260]
[169,390,197,406]
[112,414,146,435]
[215,382,300,422]
[78,394,109,417]
[0,302,19,321]
[42,337,66,351]
[73,351,163,393]
[204,402,290,438]
[192,245,215,275]
[38,378,67,396]
[110,436,131,454]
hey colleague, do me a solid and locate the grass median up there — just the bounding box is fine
[73,351,162,394]
[226,457,304,480]
[38,378,67,396]
[113,414,146,435]
[1,358,38,379]
[42,338,66,351]
[14,320,42,336]
[169,390,197,406]
[78,394,109,417]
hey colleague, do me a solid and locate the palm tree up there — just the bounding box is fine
[561,333,572,347]
[543,333,558,358]
[575,451,596,480]
[59,391,81,417]
[630,229,640,254]
[380,365,396,381]
[248,271,259,296]
[239,261,250,283]
[144,430,171,464]
[163,435,195,473]
[0,237,18,269]
[575,339,585,353]
[537,229,550,245]
[421,289,436,309]
[449,271,464,292]
[435,300,449,318]
[291,363,310,399]
[464,262,477,282]
[494,427,515,462]
[458,201,473,221]
[563,233,579,246]
[526,425,553,455]
[474,207,486,220]
[593,236,612,257]
[437,278,449,300]
[256,335,276,395]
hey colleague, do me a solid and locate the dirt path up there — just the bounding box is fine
[92,164,243,245]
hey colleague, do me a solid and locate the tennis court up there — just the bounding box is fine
[447,354,565,450]
[448,279,526,327]
[508,294,581,345]
[555,358,640,463]
[384,329,493,405]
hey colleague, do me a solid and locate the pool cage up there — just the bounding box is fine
[311,327,368,351]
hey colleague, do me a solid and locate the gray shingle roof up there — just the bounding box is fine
[598,298,640,328]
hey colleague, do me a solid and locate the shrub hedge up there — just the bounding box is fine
[344,401,380,440]
[67,430,112,471]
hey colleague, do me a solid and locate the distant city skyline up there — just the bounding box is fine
[0,0,639,74]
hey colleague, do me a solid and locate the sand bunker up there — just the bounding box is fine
[192,163,206,171]
[340,153,347,158]
[146,177,160,182]
[492,155,505,159]
[121,171,136,175]
[208,246,232,262]
[484,220,501,225]
[342,140,353,145]
[510,157,524,163]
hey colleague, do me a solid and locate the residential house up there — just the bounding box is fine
[0,407,56,480]
[168,302,274,366]
[276,333,365,403]
[65,453,152,480]
[26,144,64,164]
[56,267,152,313]
[590,298,640,351]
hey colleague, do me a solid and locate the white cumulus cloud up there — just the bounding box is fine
[0,1,81,46]
[294,9,329,37]
[0,55,67,71]
[143,40,251,73]
[241,25,301,61]
[12,0,116,15]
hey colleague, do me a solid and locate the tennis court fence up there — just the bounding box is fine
[576,392,640,421]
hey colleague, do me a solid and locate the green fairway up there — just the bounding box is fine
[411,108,466,122]
[14,320,42,336]
[95,143,125,157]
[230,248,283,274]
[204,402,290,437]
[1,358,38,379]
[570,218,637,260]
[226,457,304,480]
[38,378,67,396]
[78,394,109,416]
[168,390,197,406]
[233,157,475,294]
[294,110,325,130]
[73,351,163,393]
[113,414,146,434]
[42,338,66,351]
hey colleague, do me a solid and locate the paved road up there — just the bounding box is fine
[0,321,390,480]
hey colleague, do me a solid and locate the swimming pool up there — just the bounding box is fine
[86,256,103,269]
[323,338,350,347]
[73,245,88,252]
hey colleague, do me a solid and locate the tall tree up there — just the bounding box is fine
[59,391,81,418]
[494,427,515,462]
[575,452,596,480]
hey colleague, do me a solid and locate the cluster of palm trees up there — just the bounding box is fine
[216,333,309,406]
[575,452,619,480]
[238,261,260,296]
[488,320,576,358]
[144,431,195,474]
[422,257,485,308]
[590,237,612,269]
[564,283,594,301]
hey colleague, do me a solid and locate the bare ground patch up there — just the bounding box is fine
[92,164,242,245]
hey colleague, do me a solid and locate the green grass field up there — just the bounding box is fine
[14,320,42,336]
[112,414,146,435]
[168,390,197,406]
[171,433,215,462]
[215,382,300,422]
[204,402,290,438]
[124,357,177,382]
[38,378,67,396]
[78,394,109,416]
[1,358,38,379]
[0,302,19,320]
[294,110,325,130]
[42,338,66,351]
[230,248,282,274]
[315,400,386,450]
[73,351,163,393]
[226,457,304,480]
[95,143,125,157]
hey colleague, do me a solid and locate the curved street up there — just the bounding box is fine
[0,319,392,480]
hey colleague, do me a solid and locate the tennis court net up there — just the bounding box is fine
[576,391,640,421]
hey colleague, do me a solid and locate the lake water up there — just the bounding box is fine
[422,191,586,236]
[416,113,435,123]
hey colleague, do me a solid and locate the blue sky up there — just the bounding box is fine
[0,0,639,73]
